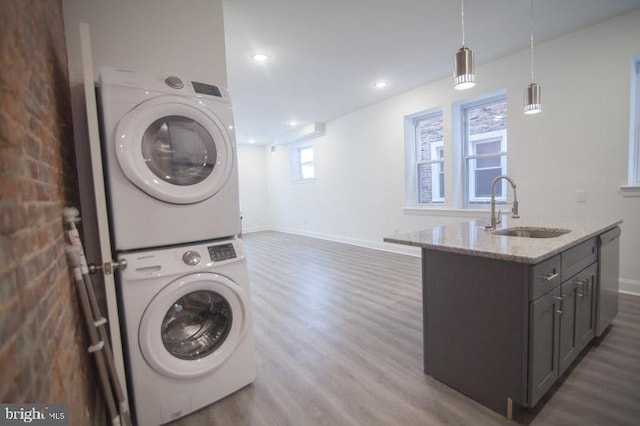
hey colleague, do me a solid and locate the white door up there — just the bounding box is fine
[115,96,234,204]
[139,272,249,379]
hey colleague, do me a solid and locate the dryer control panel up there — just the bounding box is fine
[207,243,237,262]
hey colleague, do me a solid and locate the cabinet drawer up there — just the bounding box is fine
[530,254,562,300]
[561,238,597,280]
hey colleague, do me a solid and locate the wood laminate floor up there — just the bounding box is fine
[171,231,640,426]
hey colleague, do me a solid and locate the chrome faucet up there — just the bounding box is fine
[486,175,520,230]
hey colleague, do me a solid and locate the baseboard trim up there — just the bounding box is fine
[241,226,272,235]
[266,226,421,257]
[253,227,640,295]
[620,278,640,296]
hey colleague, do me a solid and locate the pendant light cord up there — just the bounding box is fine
[461,0,466,46]
[530,0,535,83]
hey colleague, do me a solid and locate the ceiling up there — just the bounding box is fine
[223,0,640,145]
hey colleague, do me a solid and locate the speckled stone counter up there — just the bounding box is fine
[384,216,622,264]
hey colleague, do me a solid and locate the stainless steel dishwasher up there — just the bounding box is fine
[596,226,621,337]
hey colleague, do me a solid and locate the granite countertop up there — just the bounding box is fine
[384,216,622,264]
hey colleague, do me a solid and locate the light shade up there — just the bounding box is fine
[454,46,476,90]
[524,82,542,114]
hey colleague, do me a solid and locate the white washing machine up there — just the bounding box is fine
[98,67,241,251]
[117,238,256,425]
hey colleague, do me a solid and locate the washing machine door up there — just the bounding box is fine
[115,95,234,204]
[139,272,248,379]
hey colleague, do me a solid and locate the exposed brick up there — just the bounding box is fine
[0,337,20,401]
[1,0,91,420]
[0,286,24,344]
[0,110,26,148]
[0,144,22,173]
[0,204,28,235]
[0,174,17,199]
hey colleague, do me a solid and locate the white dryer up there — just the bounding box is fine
[98,67,240,251]
[118,237,256,425]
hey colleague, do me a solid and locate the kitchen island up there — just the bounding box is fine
[384,216,622,419]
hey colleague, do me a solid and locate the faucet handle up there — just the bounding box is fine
[496,209,502,225]
[512,200,520,219]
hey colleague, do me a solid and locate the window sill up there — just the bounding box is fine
[403,206,489,218]
[291,178,316,185]
[619,185,640,197]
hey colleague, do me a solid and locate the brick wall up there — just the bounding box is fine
[1,0,95,423]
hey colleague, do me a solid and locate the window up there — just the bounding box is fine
[406,109,444,205]
[461,95,508,205]
[404,92,507,210]
[299,146,315,179]
[291,145,315,182]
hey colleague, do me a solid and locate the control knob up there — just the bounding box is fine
[165,76,184,89]
[182,250,201,266]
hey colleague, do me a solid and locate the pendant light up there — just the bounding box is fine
[524,0,542,114]
[454,0,475,90]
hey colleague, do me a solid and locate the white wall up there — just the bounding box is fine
[264,9,640,286]
[237,145,271,232]
[62,0,227,84]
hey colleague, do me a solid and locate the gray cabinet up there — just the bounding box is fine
[528,261,596,406]
[528,240,597,407]
[422,236,602,417]
[528,286,561,406]
[527,239,597,406]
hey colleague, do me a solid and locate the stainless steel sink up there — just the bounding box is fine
[492,227,571,238]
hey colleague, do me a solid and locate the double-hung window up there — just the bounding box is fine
[291,145,315,182]
[405,93,508,210]
[409,110,445,204]
[461,95,508,205]
[299,146,315,179]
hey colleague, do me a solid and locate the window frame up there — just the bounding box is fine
[428,141,445,203]
[628,55,640,188]
[466,132,508,204]
[290,144,316,183]
[405,108,445,206]
[460,93,509,207]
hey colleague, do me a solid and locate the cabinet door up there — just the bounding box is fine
[528,287,561,407]
[574,263,597,351]
[558,280,579,376]
[558,263,597,376]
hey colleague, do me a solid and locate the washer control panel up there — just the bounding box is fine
[207,243,237,262]
[182,250,201,266]
[191,81,222,97]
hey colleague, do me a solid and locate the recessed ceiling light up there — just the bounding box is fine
[248,139,256,144]
[374,80,389,89]
[252,53,270,62]
[288,120,298,127]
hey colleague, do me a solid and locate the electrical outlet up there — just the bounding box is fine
[576,190,588,203]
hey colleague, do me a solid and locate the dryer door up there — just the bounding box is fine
[114,95,234,204]
[139,272,248,379]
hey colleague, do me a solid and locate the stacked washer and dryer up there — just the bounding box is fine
[98,67,256,426]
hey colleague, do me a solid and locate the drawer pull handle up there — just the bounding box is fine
[543,272,558,282]
[553,295,564,315]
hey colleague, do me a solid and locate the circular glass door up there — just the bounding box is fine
[161,290,232,360]
[115,95,234,204]
[139,273,247,379]
[142,116,216,187]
